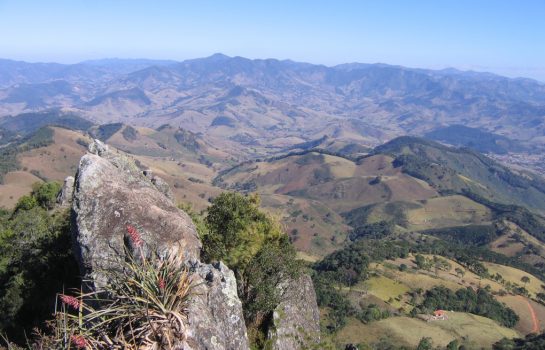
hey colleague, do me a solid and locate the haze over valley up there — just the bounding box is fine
[2,2,545,349]
[1,54,544,160]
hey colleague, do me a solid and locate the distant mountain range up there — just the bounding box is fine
[2,55,545,348]
[0,54,544,154]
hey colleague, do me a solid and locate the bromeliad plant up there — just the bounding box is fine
[49,225,194,349]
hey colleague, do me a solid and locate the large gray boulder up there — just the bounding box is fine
[186,262,249,350]
[268,274,321,350]
[56,176,74,207]
[71,140,249,350]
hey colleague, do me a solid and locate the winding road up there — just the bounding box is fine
[519,295,540,334]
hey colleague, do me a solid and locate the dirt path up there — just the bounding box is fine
[519,295,540,333]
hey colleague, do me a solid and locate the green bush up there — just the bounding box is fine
[312,240,409,332]
[178,202,207,239]
[202,192,282,269]
[348,221,394,241]
[0,148,19,184]
[312,272,354,332]
[91,123,123,141]
[313,243,370,286]
[493,332,545,349]
[20,127,54,150]
[14,195,38,211]
[0,208,79,343]
[314,240,409,286]
[421,224,498,246]
[200,192,301,348]
[447,339,460,350]
[239,237,301,325]
[416,337,433,350]
[0,183,79,344]
[356,304,390,324]
[31,181,62,210]
[121,125,138,141]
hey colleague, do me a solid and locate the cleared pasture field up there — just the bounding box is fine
[484,262,544,297]
[498,295,545,335]
[347,275,411,309]
[18,127,90,181]
[405,195,492,230]
[0,171,43,208]
[336,313,519,348]
[373,255,504,293]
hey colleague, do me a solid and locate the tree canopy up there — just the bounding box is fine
[199,191,301,348]
[202,192,283,269]
[0,182,79,343]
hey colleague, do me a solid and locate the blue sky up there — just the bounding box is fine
[1,0,545,80]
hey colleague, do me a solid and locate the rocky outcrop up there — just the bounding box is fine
[187,262,249,350]
[72,144,201,284]
[268,274,321,350]
[143,169,175,200]
[56,176,74,207]
[71,140,249,350]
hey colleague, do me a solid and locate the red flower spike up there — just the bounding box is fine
[70,335,87,349]
[159,277,166,291]
[60,294,80,310]
[126,225,143,247]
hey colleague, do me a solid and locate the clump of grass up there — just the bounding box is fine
[39,225,194,349]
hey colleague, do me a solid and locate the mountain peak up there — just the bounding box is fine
[206,53,231,61]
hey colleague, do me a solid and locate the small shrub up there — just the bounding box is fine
[202,192,282,269]
[32,181,62,210]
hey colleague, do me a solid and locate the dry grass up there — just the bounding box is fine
[378,255,511,292]
[497,295,545,335]
[18,127,90,181]
[358,275,410,309]
[484,262,544,297]
[490,221,545,265]
[405,195,492,230]
[490,234,526,257]
[323,155,356,178]
[134,154,222,211]
[0,127,91,208]
[220,153,437,213]
[0,171,42,208]
[336,313,520,348]
[354,155,398,177]
[259,194,349,257]
[296,251,320,263]
[366,254,545,338]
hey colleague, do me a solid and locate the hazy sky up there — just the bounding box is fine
[1,0,545,81]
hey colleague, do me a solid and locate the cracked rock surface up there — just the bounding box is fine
[71,140,249,350]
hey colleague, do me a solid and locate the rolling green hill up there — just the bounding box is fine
[425,125,529,155]
[217,138,545,254]
[374,136,545,215]
[0,110,93,135]
[2,123,545,348]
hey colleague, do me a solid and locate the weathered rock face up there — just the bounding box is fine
[187,262,249,350]
[56,176,74,207]
[71,140,250,350]
[268,274,321,350]
[72,149,202,285]
[143,169,175,201]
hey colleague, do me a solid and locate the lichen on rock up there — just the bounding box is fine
[56,176,74,207]
[267,274,321,350]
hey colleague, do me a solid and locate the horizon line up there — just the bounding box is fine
[0,53,543,84]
